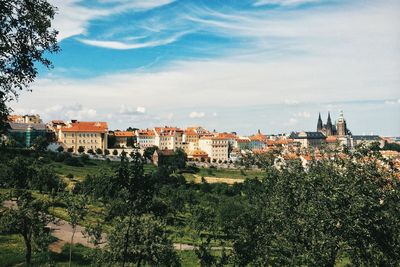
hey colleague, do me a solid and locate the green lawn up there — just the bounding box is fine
[49,159,157,181]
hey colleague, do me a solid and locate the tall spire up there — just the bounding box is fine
[317,112,323,131]
[327,112,332,127]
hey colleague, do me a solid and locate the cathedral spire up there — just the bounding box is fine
[317,112,323,131]
[327,112,332,127]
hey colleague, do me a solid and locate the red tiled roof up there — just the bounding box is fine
[61,121,108,133]
[216,133,236,139]
[114,131,135,137]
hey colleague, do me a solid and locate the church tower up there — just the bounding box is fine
[317,112,323,132]
[325,112,333,136]
[336,110,348,136]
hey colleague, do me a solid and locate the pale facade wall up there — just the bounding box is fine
[59,131,107,153]
[199,138,228,161]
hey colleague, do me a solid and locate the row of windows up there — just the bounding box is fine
[65,139,98,144]
[64,133,99,138]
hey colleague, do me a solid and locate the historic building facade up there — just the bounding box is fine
[317,111,350,137]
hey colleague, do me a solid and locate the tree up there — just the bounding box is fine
[78,146,85,154]
[107,134,116,148]
[0,191,55,266]
[0,93,10,134]
[104,149,110,156]
[0,0,59,132]
[31,165,65,193]
[67,147,73,153]
[57,145,64,153]
[95,148,102,155]
[143,146,158,161]
[231,152,400,266]
[174,148,187,170]
[32,135,49,152]
[64,193,88,267]
[106,214,180,267]
[112,149,118,156]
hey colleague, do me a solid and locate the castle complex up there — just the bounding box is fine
[317,111,350,137]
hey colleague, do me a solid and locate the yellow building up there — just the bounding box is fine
[199,136,229,162]
[58,120,108,153]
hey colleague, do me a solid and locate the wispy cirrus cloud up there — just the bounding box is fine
[78,31,190,50]
[253,0,322,6]
[49,0,175,41]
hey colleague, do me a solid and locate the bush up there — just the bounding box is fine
[67,147,74,153]
[57,146,64,153]
[66,173,74,179]
[96,148,103,155]
[104,149,110,155]
[54,152,67,162]
[113,149,118,156]
[78,146,85,154]
[87,149,94,155]
[65,157,83,167]
[80,154,90,164]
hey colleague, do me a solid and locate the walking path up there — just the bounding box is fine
[3,200,224,253]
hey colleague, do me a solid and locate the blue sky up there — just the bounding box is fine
[10,0,400,136]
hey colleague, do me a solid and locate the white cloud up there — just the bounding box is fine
[284,99,300,105]
[78,31,188,49]
[384,99,400,105]
[294,111,311,118]
[49,0,175,40]
[119,105,146,115]
[254,0,321,6]
[189,111,205,118]
[43,104,97,121]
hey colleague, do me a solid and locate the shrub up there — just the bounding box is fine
[113,149,118,156]
[80,154,90,164]
[96,148,103,155]
[66,173,74,179]
[57,146,64,153]
[78,146,85,154]
[87,149,94,155]
[65,157,83,167]
[67,147,74,153]
[104,149,110,155]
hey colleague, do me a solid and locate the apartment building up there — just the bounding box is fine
[114,131,135,148]
[58,120,108,153]
[8,114,43,124]
[136,129,156,148]
[199,136,229,161]
[154,126,184,150]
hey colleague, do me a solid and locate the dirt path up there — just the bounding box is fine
[3,201,223,252]
[193,175,244,184]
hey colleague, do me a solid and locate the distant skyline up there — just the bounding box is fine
[10,0,400,136]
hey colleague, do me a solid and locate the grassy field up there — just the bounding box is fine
[49,159,157,181]
[0,233,213,267]
[48,156,262,184]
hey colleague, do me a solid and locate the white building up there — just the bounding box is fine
[199,136,229,162]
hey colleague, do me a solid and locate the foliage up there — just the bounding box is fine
[0,190,55,266]
[78,146,85,154]
[64,193,88,266]
[106,214,180,267]
[57,145,64,153]
[107,134,116,148]
[143,145,158,161]
[230,153,400,266]
[31,135,49,152]
[382,141,400,152]
[95,148,102,155]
